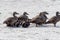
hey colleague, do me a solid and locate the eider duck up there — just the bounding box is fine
[30,11,48,27]
[45,11,60,27]
[18,12,29,22]
[3,12,19,27]
[18,12,30,28]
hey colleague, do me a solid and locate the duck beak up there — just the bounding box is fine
[45,13,48,15]
[27,13,29,15]
[26,13,29,15]
[59,13,60,14]
[16,13,19,14]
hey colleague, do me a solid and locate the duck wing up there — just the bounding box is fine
[46,16,57,24]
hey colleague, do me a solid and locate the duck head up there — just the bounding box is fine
[13,12,19,17]
[23,12,29,15]
[43,11,48,15]
[39,11,48,16]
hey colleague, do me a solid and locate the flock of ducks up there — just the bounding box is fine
[3,11,60,28]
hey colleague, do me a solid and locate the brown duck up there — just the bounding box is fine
[30,12,48,27]
[18,12,29,21]
[3,12,19,27]
[45,11,60,27]
[18,12,30,27]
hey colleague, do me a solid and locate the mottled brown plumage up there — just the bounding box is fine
[15,12,30,27]
[45,12,60,27]
[3,12,19,27]
[18,12,29,22]
[30,12,48,27]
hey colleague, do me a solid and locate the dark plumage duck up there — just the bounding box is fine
[45,12,60,27]
[30,12,48,27]
[3,12,19,27]
[18,12,29,22]
[18,12,30,28]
